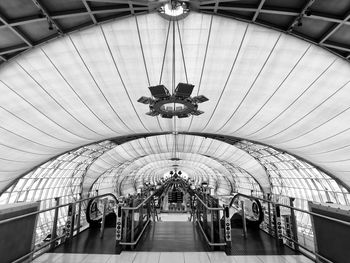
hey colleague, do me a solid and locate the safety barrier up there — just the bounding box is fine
[116,193,154,247]
[193,193,231,252]
[229,193,350,263]
[0,193,117,263]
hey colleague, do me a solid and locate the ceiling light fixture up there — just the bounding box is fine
[159,0,189,21]
[138,83,208,118]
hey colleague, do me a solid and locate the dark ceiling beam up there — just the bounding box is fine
[82,0,97,24]
[32,0,63,33]
[128,1,135,15]
[322,41,350,53]
[0,44,29,55]
[200,0,241,5]
[199,5,348,25]
[86,0,151,5]
[0,14,33,47]
[1,6,346,29]
[319,12,350,44]
[287,0,315,31]
[252,0,266,22]
[213,0,219,13]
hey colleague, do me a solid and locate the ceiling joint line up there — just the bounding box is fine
[287,126,350,151]
[0,78,95,142]
[187,15,214,132]
[304,141,350,156]
[0,124,66,150]
[40,48,116,137]
[176,20,189,84]
[16,61,102,141]
[272,79,350,145]
[0,105,75,145]
[134,15,162,132]
[232,44,312,136]
[255,58,339,141]
[68,35,132,134]
[216,33,283,133]
[134,15,151,86]
[159,20,171,85]
[99,26,150,133]
[201,23,249,132]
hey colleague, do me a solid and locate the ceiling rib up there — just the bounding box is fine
[82,0,97,24]
[287,0,315,31]
[320,12,350,44]
[0,1,349,62]
[252,0,266,22]
[0,14,33,47]
[32,0,63,33]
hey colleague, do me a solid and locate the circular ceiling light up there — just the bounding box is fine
[159,1,189,20]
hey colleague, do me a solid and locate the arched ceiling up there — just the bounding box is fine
[1,11,350,192]
[83,134,268,191]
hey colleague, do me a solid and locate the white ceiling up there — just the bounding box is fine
[1,12,350,192]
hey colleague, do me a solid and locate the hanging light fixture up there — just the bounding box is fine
[137,1,208,119]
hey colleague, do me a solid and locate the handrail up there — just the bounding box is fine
[233,193,350,227]
[194,194,223,211]
[121,193,154,211]
[282,234,332,263]
[0,193,117,226]
[196,221,226,246]
[119,218,151,246]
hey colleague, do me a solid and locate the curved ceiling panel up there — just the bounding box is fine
[83,134,268,191]
[0,12,350,191]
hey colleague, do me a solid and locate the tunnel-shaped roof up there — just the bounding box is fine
[0,11,350,195]
[83,134,269,191]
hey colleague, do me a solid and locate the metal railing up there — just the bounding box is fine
[0,193,116,263]
[194,194,227,247]
[232,193,350,263]
[118,193,155,246]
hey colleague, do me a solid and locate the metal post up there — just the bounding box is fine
[69,203,76,240]
[275,204,284,246]
[50,197,60,251]
[289,197,299,250]
[76,195,82,234]
[241,200,247,239]
[100,199,107,239]
[224,206,232,255]
[131,210,134,243]
[152,197,155,222]
[210,210,214,243]
[267,194,272,235]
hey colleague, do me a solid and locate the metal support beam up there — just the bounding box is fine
[32,0,64,33]
[320,12,350,43]
[252,0,266,22]
[322,42,350,53]
[288,0,315,31]
[0,44,29,55]
[0,14,33,47]
[82,0,97,24]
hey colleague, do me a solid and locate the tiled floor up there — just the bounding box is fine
[33,252,315,263]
